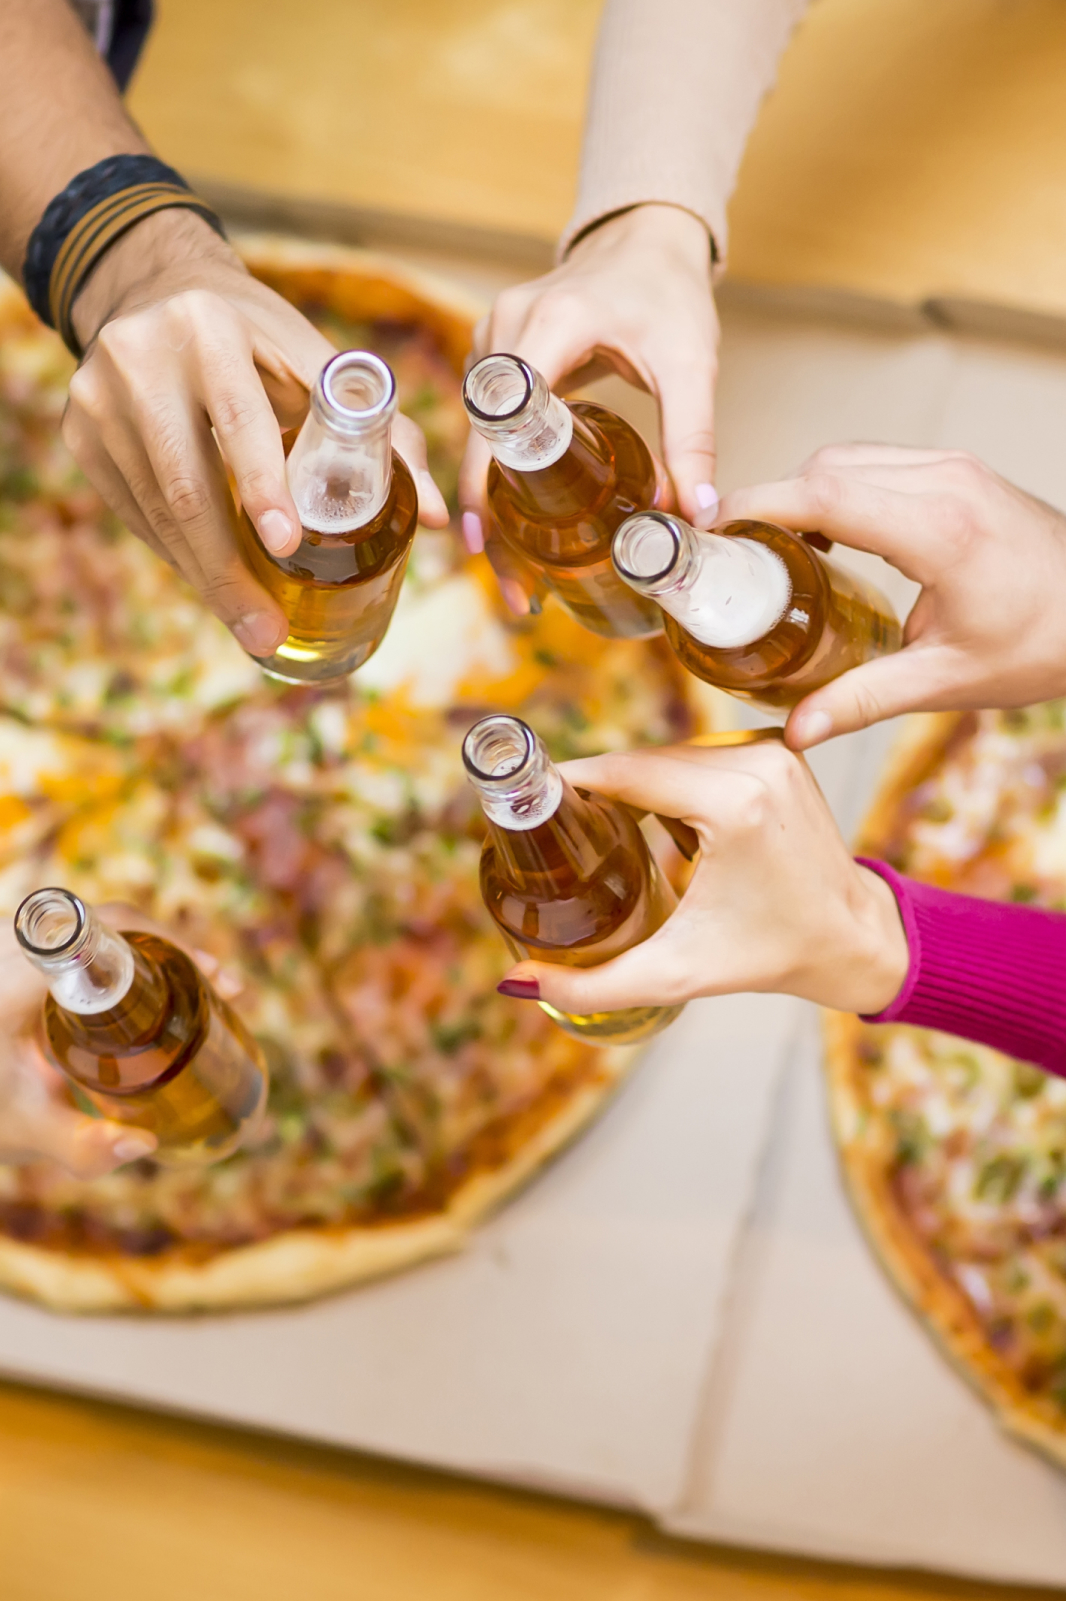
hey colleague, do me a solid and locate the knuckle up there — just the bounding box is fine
[211,388,264,439]
[170,287,224,330]
[200,566,255,618]
[234,464,283,509]
[932,492,981,557]
[525,287,587,334]
[162,472,213,527]
[66,365,106,419]
[491,286,527,325]
[802,471,845,519]
[848,679,887,731]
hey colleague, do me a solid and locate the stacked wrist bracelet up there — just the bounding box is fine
[22,154,226,358]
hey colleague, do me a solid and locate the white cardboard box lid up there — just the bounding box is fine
[0,989,797,1515]
[670,1022,1066,1589]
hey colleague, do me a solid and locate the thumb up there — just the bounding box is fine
[655,356,718,529]
[786,644,965,748]
[499,925,692,1017]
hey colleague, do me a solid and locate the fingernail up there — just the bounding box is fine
[497,977,541,1000]
[258,508,296,554]
[234,611,284,655]
[499,578,531,617]
[462,510,485,555]
[114,1135,155,1162]
[795,709,832,747]
[695,483,719,512]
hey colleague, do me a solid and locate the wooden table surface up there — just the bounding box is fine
[131,0,1066,318]
[0,1377,1058,1601]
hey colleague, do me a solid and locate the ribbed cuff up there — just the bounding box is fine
[858,859,1066,1079]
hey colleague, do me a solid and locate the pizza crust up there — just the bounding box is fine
[824,711,1066,1472]
[0,1047,637,1313]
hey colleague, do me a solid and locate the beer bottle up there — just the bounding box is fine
[462,354,663,639]
[15,888,268,1167]
[612,512,901,713]
[463,714,683,1045]
[237,350,418,684]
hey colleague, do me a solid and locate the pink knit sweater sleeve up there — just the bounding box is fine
[858,860,1066,1078]
[560,0,811,263]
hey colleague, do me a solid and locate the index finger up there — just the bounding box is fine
[197,330,303,559]
[559,742,790,826]
[716,473,945,583]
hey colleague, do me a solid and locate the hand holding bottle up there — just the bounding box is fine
[716,446,1066,749]
[14,890,266,1169]
[457,205,719,575]
[0,902,219,1177]
[495,740,910,1018]
[63,211,449,660]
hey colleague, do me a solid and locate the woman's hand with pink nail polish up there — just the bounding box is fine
[457,202,720,554]
[715,446,1066,750]
[495,741,909,1019]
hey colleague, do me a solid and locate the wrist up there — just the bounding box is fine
[800,864,911,1014]
[71,207,243,348]
[571,203,713,272]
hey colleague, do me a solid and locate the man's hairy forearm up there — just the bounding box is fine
[0,0,149,280]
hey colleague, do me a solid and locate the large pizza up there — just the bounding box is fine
[0,241,705,1313]
[827,704,1066,1469]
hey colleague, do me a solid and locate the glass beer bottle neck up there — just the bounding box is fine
[494,408,616,525]
[285,351,397,536]
[486,782,617,887]
[614,513,792,649]
[16,887,140,1016]
[464,712,610,885]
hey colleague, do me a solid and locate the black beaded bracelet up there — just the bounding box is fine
[22,154,226,358]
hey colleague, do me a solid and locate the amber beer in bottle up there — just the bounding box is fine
[236,350,418,684]
[15,889,268,1166]
[612,512,901,713]
[463,715,683,1045]
[462,354,664,638]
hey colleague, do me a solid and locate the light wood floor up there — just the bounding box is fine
[1,1378,1058,1601]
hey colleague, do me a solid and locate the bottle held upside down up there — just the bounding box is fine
[463,354,664,639]
[612,513,901,714]
[236,350,418,685]
[15,889,268,1167]
[463,715,683,1045]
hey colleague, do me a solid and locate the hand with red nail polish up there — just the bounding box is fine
[495,741,909,1020]
[715,446,1066,752]
[497,977,540,1000]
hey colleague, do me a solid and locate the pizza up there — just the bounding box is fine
[827,703,1066,1469]
[0,242,707,1313]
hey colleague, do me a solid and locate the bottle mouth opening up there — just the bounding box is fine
[15,887,87,957]
[318,351,396,430]
[462,714,535,784]
[612,513,682,584]
[462,355,534,424]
